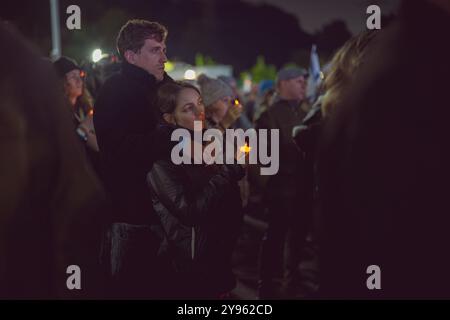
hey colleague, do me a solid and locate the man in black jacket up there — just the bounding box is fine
[256,67,313,298]
[94,19,173,297]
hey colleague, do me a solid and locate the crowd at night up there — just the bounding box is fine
[0,0,450,301]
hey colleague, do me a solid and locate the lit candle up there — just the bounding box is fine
[240,143,251,153]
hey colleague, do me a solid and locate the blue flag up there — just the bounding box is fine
[306,44,322,103]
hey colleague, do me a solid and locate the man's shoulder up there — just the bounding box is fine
[96,71,143,108]
[264,100,285,118]
[98,72,126,94]
[255,107,275,130]
[270,98,290,110]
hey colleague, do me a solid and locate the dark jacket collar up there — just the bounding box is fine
[121,61,158,86]
[275,97,302,109]
[121,62,173,89]
[285,98,301,106]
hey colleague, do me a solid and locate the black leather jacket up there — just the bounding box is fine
[147,158,245,297]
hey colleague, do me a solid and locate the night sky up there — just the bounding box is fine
[244,0,401,34]
[0,0,403,71]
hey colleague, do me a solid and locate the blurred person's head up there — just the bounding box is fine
[276,67,308,102]
[0,23,105,298]
[218,75,238,97]
[321,30,378,117]
[429,0,450,13]
[116,19,168,81]
[197,74,234,124]
[258,79,274,97]
[53,56,84,106]
[157,81,205,131]
[263,88,276,106]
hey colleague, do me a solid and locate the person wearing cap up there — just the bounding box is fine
[53,56,99,155]
[53,56,93,119]
[256,66,313,298]
[197,74,242,132]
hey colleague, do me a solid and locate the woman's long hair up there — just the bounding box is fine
[321,30,378,117]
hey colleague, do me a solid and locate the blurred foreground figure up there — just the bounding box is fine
[0,22,106,298]
[319,0,450,298]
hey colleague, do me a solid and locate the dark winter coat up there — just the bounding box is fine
[94,62,173,224]
[256,98,309,198]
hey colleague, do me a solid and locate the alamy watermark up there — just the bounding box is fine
[66,5,81,30]
[66,264,81,290]
[366,5,381,30]
[170,121,280,176]
[366,264,381,290]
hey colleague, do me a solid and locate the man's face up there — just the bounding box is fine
[280,75,307,101]
[126,38,167,81]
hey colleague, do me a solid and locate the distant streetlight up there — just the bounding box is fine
[92,49,103,63]
[184,69,196,80]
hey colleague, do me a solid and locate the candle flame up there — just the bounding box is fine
[240,143,251,153]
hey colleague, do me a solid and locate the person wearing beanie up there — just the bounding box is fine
[218,75,239,99]
[197,74,241,131]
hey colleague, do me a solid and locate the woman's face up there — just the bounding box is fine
[210,96,232,123]
[64,69,83,100]
[171,88,205,131]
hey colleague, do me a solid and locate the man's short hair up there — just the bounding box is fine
[116,19,168,60]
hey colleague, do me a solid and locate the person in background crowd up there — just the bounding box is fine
[218,75,253,130]
[252,80,275,123]
[256,67,313,298]
[197,74,251,208]
[53,56,100,172]
[218,75,240,101]
[197,74,242,132]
